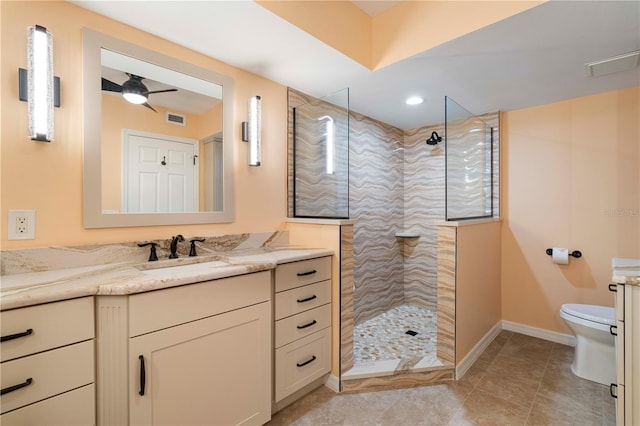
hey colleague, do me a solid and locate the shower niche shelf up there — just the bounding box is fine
[395,232,420,238]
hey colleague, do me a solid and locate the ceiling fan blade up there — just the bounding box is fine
[101,78,123,93]
[143,102,157,113]
[145,88,178,95]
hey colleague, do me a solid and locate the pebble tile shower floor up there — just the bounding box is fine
[353,304,437,364]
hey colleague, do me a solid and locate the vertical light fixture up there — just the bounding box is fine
[318,115,335,175]
[242,95,261,166]
[19,25,59,142]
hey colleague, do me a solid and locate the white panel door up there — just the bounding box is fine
[123,130,198,213]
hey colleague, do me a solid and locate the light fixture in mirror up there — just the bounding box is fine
[82,29,234,228]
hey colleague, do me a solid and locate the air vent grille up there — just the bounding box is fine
[585,51,640,77]
[166,112,186,126]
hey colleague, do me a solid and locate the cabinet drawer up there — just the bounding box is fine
[275,257,331,292]
[129,271,270,337]
[0,297,94,363]
[275,280,330,320]
[0,340,94,414]
[275,304,331,348]
[275,327,331,402]
[0,384,95,425]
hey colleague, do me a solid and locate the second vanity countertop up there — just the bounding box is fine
[0,247,333,311]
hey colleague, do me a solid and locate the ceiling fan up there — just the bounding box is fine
[101,74,177,112]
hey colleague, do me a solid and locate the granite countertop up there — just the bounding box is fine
[0,247,333,311]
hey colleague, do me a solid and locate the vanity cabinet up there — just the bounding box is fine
[613,282,640,426]
[96,271,271,426]
[0,297,95,425]
[274,256,332,405]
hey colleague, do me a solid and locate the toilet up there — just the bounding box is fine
[560,303,616,385]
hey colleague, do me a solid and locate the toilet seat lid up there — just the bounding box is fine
[561,304,615,326]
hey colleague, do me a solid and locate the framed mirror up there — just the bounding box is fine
[82,28,234,228]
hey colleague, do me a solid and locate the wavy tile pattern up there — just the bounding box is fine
[403,124,446,309]
[288,89,349,218]
[349,111,406,324]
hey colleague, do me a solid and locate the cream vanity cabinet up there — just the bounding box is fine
[273,256,332,407]
[0,297,95,425]
[96,271,271,426]
[612,282,640,426]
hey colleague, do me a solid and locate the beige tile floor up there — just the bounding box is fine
[268,331,616,426]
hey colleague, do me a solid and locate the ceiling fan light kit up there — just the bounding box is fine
[101,73,177,112]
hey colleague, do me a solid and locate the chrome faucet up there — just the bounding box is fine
[169,235,184,259]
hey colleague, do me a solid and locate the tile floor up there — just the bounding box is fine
[268,331,616,426]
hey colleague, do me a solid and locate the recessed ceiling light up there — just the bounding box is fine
[405,96,423,106]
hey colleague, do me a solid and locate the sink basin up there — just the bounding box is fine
[137,260,230,276]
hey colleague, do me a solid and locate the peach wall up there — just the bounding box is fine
[1,1,287,249]
[258,1,543,71]
[455,221,502,363]
[371,0,544,69]
[502,86,640,334]
[257,0,372,68]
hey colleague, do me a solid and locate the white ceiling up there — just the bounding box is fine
[73,0,640,130]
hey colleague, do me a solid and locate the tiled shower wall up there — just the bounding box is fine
[288,88,499,326]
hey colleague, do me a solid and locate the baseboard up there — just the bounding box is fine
[324,374,340,393]
[455,320,502,379]
[502,320,576,346]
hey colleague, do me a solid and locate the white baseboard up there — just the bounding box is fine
[324,374,340,393]
[456,320,502,379]
[502,320,576,347]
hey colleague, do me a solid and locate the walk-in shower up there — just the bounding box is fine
[289,88,499,388]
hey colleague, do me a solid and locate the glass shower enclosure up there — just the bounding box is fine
[292,88,349,219]
[445,96,498,221]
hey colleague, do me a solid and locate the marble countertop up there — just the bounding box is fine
[611,258,640,286]
[611,270,640,286]
[0,247,333,311]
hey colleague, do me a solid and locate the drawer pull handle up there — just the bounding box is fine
[610,325,618,336]
[297,320,318,330]
[296,355,317,368]
[1,328,33,343]
[1,378,33,396]
[609,283,618,292]
[297,295,317,303]
[138,355,146,396]
[297,270,317,277]
[610,383,618,398]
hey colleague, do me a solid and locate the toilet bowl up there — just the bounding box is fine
[560,303,615,385]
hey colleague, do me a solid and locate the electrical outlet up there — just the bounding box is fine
[8,210,36,240]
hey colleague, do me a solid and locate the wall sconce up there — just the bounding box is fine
[19,25,60,142]
[241,95,261,166]
[318,115,335,175]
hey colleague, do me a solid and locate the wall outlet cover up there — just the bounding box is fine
[8,210,36,240]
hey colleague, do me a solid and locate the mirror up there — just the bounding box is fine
[83,29,234,228]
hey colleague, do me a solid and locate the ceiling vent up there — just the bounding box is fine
[166,112,186,126]
[585,50,640,77]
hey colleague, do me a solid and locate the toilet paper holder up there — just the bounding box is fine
[546,248,582,258]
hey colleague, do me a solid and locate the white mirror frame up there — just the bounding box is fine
[82,28,234,228]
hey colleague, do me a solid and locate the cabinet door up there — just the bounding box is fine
[129,302,271,426]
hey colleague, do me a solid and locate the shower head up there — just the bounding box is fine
[426,131,442,145]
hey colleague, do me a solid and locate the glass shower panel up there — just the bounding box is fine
[293,88,349,218]
[445,96,493,220]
